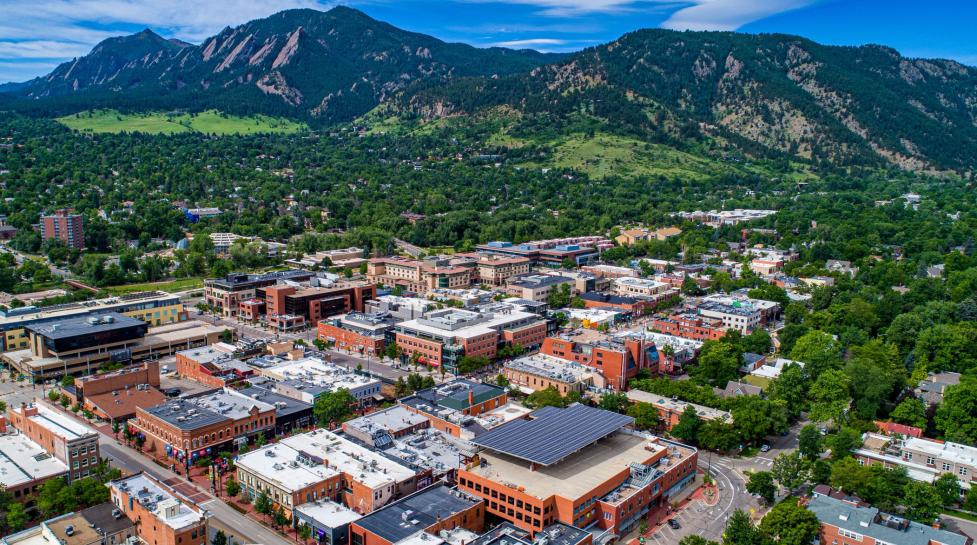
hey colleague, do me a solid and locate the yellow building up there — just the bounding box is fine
[0,291,186,352]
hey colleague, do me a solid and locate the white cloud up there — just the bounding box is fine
[490,38,568,47]
[660,0,820,31]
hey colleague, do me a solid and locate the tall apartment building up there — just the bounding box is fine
[108,473,210,545]
[40,209,84,249]
[244,282,376,331]
[7,401,100,482]
[454,253,531,286]
[394,303,547,373]
[367,257,473,293]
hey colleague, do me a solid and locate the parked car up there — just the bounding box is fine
[668,519,681,530]
[760,444,771,453]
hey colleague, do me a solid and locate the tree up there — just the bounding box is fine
[599,392,629,413]
[767,363,808,418]
[457,355,492,374]
[789,330,842,378]
[759,498,820,545]
[723,510,766,545]
[524,386,569,409]
[627,402,662,431]
[5,501,27,532]
[298,524,312,544]
[693,340,742,388]
[771,452,810,493]
[698,420,739,452]
[807,370,851,424]
[671,406,702,444]
[61,374,75,388]
[212,530,228,545]
[225,477,241,498]
[826,427,862,460]
[797,425,823,461]
[220,329,234,343]
[934,382,977,444]
[746,471,777,504]
[903,481,941,524]
[547,284,572,308]
[273,505,290,529]
[255,490,272,519]
[934,473,962,507]
[681,537,719,545]
[890,397,927,429]
[313,388,357,427]
[963,486,977,512]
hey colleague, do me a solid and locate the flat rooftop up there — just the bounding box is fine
[504,355,593,383]
[20,402,98,440]
[295,499,362,528]
[472,404,634,467]
[109,473,206,530]
[27,312,145,339]
[808,494,968,545]
[184,388,275,420]
[236,443,339,493]
[0,432,69,488]
[354,484,481,544]
[626,390,732,422]
[142,399,231,431]
[388,429,476,474]
[345,405,428,437]
[281,429,417,489]
[469,431,662,500]
[259,357,380,390]
[402,380,505,413]
[0,291,178,327]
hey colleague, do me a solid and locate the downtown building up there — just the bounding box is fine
[394,303,547,373]
[457,404,698,536]
[6,401,100,483]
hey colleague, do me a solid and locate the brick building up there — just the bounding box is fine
[458,404,698,536]
[235,442,342,519]
[282,429,429,514]
[400,380,508,439]
[203,270,314,318]
[130,389,275,467]
[349,484,485,545]
[243,282,376,331]
[625,390,732,430]
[7,401,100,482]
[807,493,969,545]
[539,331,658,391]
[108,473,210,545]
[454,253,531,287]
[40,209,84,249]
[0,416,70,506]
[367,257,474,293]
[72,361,166,422]
[175,346,254,388]
[317,312,398,355]
[503,354,601,395]
[649,313,728,341]
[394,303,547,373]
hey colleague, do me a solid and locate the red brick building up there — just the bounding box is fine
[349,484,484,545]
[317,312,397,355]
[40,209,84,249]
[108,472,210,545]
[7,401,100,482]
[649,313,728,341]
[539,333,657,391]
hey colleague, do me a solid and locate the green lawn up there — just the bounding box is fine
[57,109,308,135]
[102,277,204,295]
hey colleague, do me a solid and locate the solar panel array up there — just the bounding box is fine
[472,403,634,466]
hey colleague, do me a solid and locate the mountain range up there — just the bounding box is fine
[3,6,977,174]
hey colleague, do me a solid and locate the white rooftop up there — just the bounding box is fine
[110,473,206,530]
[903,436,977,467]
[236,443,339,493]
[24,402,98,440]
[345,406,428,436]
[398,304,539,341]
[187,388,275,420]
[296,499,362,528]
[282,429,416,489]
[0,432,69,488]
[397,531,446,545]
[626,390,732,422]
[505,354,594,384]
[564,308,622,324]
[750,358,803,379]
[614,277,667,289]
[261,357,380,390]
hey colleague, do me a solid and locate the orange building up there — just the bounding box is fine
[350,484,484,545]
[539,332,657,391]
[235,442,342,520]
[108,472,210,545]
[248,282,376,331]
[317,312,397,355]
[7,401,100,482]
[649,313,727,341]
[175,346,254,388]
[459,404,698,536]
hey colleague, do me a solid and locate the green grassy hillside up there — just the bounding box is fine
[57,109,308,135]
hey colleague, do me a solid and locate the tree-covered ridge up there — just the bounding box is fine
[396,29,977,173]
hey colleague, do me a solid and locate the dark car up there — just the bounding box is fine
[668,519,681,530]
[163,387,182,398]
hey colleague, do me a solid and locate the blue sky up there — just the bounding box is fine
[2,0,975,84]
